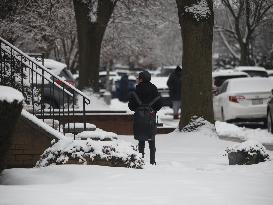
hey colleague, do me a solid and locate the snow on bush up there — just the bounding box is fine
[225,140,270,165]
[36,137,144,169]
[181,116,215,133]
[76,128,117,141]
[185,0,211,21]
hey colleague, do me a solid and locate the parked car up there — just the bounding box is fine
[213,77,273,124]
[212,69,249,95]
[267,70,273,78]
[150,76,172,107]
[156,65,177,77]
[235,66,268,77]
[266,90,273,133]
[41,59,76,108]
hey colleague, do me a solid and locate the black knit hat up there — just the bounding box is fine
[138,70,151,82]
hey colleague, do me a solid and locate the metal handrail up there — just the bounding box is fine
[1,45,74,97]
[0,36,91,138]
[0,37,90,103]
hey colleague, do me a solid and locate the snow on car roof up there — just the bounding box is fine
[99,71,118,76]
[235,66,267,72]
[212,69,248,77]
[227,77,273,93]
[43,59,67,76]
[44,59,66,70]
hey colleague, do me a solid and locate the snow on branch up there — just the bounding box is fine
[185,0,212,21]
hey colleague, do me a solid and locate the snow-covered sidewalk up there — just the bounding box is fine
[1,126,273,205]
[216,121,273,148]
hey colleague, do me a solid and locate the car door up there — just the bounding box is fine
[213,81,228,120]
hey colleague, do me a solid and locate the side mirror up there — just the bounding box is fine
[212,87,219,96]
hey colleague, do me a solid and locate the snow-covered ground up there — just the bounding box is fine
[1,125,273,205]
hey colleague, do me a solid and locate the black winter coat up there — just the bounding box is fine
[167,70,182,101]
[128,82,162,112]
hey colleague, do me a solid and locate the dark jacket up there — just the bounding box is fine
[167,68,182,101]
[128,82,162,112]
[128,81,162,141]
[118,74,129,102]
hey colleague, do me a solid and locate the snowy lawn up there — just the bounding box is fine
[1,126,273,205]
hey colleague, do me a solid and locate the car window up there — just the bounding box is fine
[218,81,228,94]
[243,70,268,77]
[214,75,247,87]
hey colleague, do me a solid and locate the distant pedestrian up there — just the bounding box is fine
[118,74,129,102]
[167,66,182,119]
[128,70,162,165]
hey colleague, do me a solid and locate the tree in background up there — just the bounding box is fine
[101,0,182,69]
[216,0,273,66]
[176,0,214,128]
[73,0,118,91]
[0,0,79,72]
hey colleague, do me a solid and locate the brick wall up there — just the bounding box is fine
[38,113,175,135]
[6,115,58,168]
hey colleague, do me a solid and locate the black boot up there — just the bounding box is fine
[138,141,145,158]
[149,141,156,165]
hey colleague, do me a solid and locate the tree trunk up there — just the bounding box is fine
[73,0,115,91]
[240,42,251,66]
[176,0,214,129]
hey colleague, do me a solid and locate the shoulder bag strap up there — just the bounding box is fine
[131,92,142,105]
[149,95,161,107]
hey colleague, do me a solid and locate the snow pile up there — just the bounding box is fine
[0,86,24,103]
[215,121,273,144]
[226,140,270,165]
[185,0,211,21]
[76,128,118,141]
[226,140,269,156]
[181,116,215,133]
[36,137,144,169]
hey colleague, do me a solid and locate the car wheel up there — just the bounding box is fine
[267,111,273,134]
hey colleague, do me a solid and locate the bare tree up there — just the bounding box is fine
[216,0,273,65]
[176,0,214,128]
[73,0,118,91]
[0,0,79,71]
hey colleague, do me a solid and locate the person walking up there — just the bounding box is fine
[167,66,182,119]
[118,73,129,102]
[128,70,162,165]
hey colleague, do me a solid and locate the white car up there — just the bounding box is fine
[213,77,273,123]
[212,69,249,94]
[235,66,268,77]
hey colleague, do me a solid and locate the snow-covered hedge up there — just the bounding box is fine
[181,116,215,133]
[76,128,118,141]
[226,140,270,165]
[36,137,144,169]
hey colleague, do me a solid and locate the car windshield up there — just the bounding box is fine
[214,75,247,87]
[243,70,268,77]
[59,68,74,81]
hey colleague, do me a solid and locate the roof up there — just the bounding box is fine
[212,69,248,77]
[235,66,267,72]
[226,77,273,92]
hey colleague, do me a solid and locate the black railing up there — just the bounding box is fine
[0,37,90,138]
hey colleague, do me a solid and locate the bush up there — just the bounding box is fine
[36,137,144,169]
[226,140,270,165]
